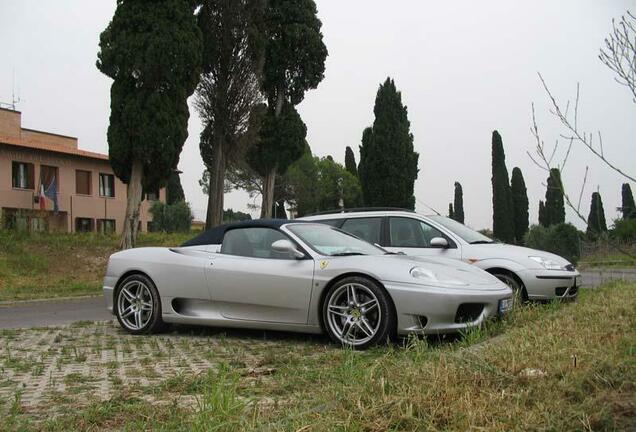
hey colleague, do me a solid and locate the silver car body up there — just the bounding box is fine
[301,211,582,300]
[103,222,512,336]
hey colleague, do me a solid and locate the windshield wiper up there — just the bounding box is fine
[469,240,495,244]
[330,252,367,256]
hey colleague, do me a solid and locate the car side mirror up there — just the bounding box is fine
[271,239,305,259]
[430,237,449,248]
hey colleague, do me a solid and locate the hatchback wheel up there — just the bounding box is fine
[323,276,395,349]
[492,272,527,307]
[115,274,165,334]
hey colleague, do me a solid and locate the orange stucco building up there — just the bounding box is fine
[0,107,164,234]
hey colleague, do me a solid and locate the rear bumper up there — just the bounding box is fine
[517,269,581,300]
[385,282,512,335]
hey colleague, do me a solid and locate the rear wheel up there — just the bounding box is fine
[491,272,527,307]
[322,276,395,349]
[115,274,165,335]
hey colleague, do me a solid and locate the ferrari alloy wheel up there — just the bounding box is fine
[115,274,165,334]
[323,276,395,349]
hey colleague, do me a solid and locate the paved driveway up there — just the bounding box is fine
[579,268,636,288]
[0,296,112,329]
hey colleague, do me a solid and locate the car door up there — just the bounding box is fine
[205,227,315,324]
[384,216,462,259]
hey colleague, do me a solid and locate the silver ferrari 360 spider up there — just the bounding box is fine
[103,220,512,348]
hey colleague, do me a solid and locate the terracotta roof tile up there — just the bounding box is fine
[0,134,109,161]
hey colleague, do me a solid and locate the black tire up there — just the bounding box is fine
[491,272,528,307]
[322,276,395,349]
[114,273,166,335]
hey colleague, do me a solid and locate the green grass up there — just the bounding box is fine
[0,230,194,301]
[5,281,634,431]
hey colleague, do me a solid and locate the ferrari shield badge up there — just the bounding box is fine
[319,260,329,270]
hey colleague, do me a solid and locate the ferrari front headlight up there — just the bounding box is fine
[410,267,468,286]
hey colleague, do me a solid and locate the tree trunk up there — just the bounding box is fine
[260,166,276,218]
[205,143,226,230]
[120,160,143,250]
[260,92,284,219]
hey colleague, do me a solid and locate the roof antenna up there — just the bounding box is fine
[12,69,21,110]
[416,198,441,216]
[1,69,21,110]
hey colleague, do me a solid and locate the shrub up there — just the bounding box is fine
[525,223,581,265]
[150,201,193,233]
[611,218,636,243]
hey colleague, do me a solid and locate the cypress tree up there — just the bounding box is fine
[344,146,358,177]
[538,200,548,227]
[545,168,565,225]
[448,203,454,219]
[166,171,185,205]
[621,183,636,219]
[511,167,529,244]
[491,131,515,243]
[453,182,464,224]
[358,78,419,209]
[586,192,608,237]
[97,0,202,248]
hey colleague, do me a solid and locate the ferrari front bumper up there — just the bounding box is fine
[384,281,512,335]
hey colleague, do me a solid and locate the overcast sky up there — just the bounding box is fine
[1,0,635,230]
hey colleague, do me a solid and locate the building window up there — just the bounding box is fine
[99,173,115,197]
[145,189,159,201]
[97,219,116,234]
[75,170,92,195]
[40,165,59,190]
[12,161,35,189]
[75,218,94,233]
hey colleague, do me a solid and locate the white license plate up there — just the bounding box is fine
[575,275,582,287]
[499,298,513,314]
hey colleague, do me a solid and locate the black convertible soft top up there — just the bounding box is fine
[180,219,314,247]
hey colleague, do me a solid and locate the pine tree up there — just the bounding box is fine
[358,78,419,209]
[586,192,608,237]
[448,203,454,219]
[544,168,565,226]
[491,131,515,242]
[196,0,262,229]
[621,183,636,219]
[344,146,358,177]
[453,182,464,224]
[97,0,202,248]
[251,0,328,218]
[510,167,529,244]
[538,200,548,227]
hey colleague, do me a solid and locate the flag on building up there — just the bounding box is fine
[39,184,46,210]
[44,177,59,215]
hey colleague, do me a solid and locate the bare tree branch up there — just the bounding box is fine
[537,72,636,182]
[599,11,636,103]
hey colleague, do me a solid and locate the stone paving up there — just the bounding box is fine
[0,321,321,419]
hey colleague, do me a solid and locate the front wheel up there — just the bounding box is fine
[322,276,395,349]
[492,272,527,308]
[115,274,165,335]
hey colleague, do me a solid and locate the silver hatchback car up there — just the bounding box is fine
[301,209,581,302]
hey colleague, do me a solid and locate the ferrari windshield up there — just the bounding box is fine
[287,223,385,256]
